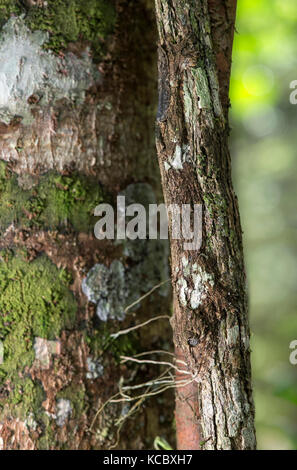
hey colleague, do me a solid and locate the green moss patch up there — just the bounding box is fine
[57,383,85,420]
[0,0,116,57]
[0,251,77,379]
[0,162,104,232]
[0,0,20,20]
[86,323,137,364]
[3,377,45,421]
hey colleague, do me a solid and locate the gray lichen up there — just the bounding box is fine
[82,260,127,322]
[82,183,169,322]
[0,16,99,124]
[86,357,104,380]
[55,398,72,427]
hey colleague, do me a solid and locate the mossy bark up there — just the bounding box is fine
[155,0,256,449]
[0,0,173,450]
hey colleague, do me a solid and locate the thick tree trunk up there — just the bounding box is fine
[155,0,256,449]
[0,1,173,450]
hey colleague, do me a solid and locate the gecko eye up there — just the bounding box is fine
[188,335,199,347]
[27,94,40,105]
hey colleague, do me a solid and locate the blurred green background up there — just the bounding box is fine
[230,0,297,449]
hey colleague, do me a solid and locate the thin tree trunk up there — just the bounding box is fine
[0,0,173,450]
[155,0,256,449]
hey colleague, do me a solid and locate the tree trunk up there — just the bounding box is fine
[155,0,256,449]
[0,0,173,450]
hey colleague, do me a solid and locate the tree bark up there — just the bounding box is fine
[155,0,256,449]
[0,0,173,450]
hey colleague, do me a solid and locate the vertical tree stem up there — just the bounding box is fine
[155,0,256,449]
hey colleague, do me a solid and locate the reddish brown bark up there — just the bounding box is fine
[175,348,200,450]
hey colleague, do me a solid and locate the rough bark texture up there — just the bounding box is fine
[0,0,173,450]
[155,0,256,449]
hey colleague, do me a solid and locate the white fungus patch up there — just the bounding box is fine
[0,16,98,124]
[56,399,72,427]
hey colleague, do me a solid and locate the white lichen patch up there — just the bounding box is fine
[164,161,171,171]
[177,261,214,310]
[25,413,38,432]
[199,378,215,448]
[165,144,191,171]
[190,277,204,309]
[0,16,98,124]
[227,325,240,347]
[240,325,250,350]
[86,357,104,380]
[177,277,188,307]
[33,337,61,369]
[181,255,191,277]
[56,398,72,427]
[45,410,56,420]
[171,145,183,169]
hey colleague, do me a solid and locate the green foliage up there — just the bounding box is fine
[0,162,104,232]
[230,0,297,450]
[275,385,297,407]
[230,0,297,117]
[0,251,77,379]
[0,0,116,57]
